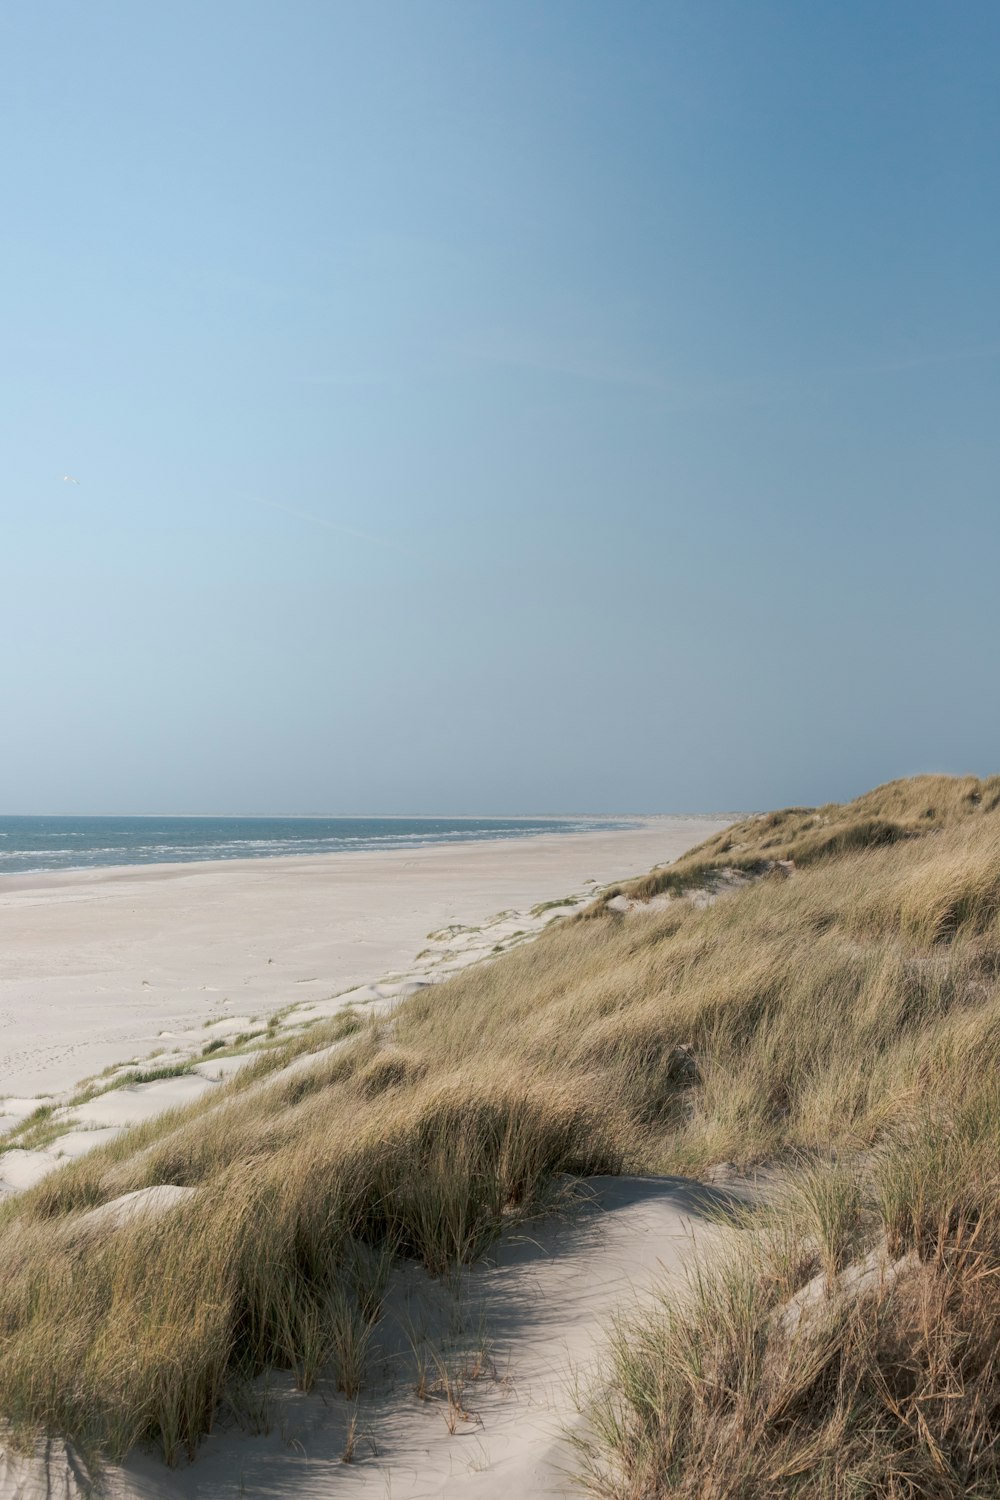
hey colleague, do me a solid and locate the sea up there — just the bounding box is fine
[0,815,634,877]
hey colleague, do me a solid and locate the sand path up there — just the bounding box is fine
[0,1176,746,1499]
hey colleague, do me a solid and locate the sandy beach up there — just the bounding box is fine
[0,816,727,1103]
[0,814,743,1498]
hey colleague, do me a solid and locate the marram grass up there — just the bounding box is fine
[3,774,1000,1489]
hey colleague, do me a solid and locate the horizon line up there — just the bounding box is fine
[0,810,726,822]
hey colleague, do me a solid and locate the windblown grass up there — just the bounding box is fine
[0,1060,623,1462]
[4,772,1000,1484]
[582,1086,1000,1499]
[582,1200,1000,1498]
[595,771,1000,905]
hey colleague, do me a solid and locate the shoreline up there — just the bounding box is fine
[0,812,720,891]
[0,815,729,1103]
[0,813,661,886]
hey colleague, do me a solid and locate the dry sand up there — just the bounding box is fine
[0,817,726,1102]
[0,815,739,1498]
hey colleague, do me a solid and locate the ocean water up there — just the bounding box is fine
[0,815,632,876]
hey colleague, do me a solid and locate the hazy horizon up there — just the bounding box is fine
[0,808,729,820]
[4,2,998,816]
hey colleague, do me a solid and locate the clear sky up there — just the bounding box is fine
[2,2,998,814]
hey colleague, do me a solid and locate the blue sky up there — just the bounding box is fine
[2,2,998,813]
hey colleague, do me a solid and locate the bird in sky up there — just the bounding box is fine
[62,475,80,484]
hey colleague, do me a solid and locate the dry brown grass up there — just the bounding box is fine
[0,1062,625,1462]
[581,1187,1000,1500]
[594,772,1000,905]
[3,772,1000,1485]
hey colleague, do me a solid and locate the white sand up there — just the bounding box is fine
[0,817,727,1101]
[69,1074,218,1128]
[73,1185,197,1238]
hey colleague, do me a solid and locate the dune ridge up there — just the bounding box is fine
[5,779,1000,1496]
